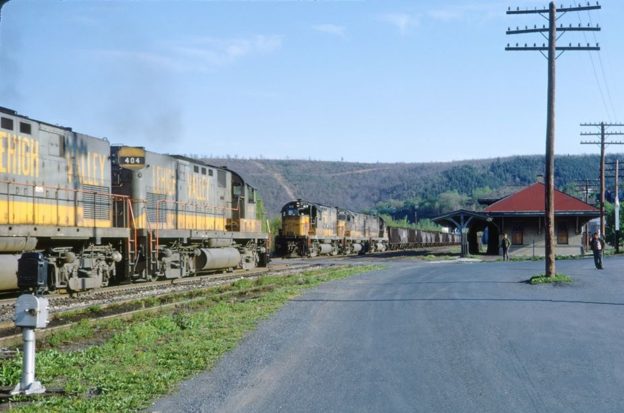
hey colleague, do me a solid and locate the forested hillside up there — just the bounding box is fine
[201,154,612,221]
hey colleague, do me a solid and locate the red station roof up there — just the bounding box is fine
[484,182,598,213]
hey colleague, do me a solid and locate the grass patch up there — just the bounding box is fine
[529,274,573,285]
[0,265,381,412]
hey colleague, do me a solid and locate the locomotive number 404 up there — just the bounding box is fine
[117,146,146,170]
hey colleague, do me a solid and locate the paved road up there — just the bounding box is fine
[150,256,624,413]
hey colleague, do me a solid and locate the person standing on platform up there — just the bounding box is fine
[501,234,511,261]
[590,231,605,270]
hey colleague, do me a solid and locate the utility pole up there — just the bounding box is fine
[580,122,624,237]
[506,1,601,277]
[604,159,624,252]
[0,0,9,23]
[616,160,620,252]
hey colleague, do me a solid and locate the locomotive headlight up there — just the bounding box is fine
[111,251,123,262]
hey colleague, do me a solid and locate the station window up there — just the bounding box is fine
[201,167,206,175]
[20,122,32,134]
[1,117,13,130]
[193,165,199,173]
[557,224,569,244]
[511,226,523,245]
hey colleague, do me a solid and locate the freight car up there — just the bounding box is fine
[0,107,268,292]
[275,199,459,257]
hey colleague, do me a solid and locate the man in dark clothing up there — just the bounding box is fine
[589,231,605,270]
[500,234,511,261]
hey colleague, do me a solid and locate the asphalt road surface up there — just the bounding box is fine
[150,255,624,413]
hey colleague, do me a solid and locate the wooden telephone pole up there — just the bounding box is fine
[506,1,601,277]
[580,122,624,237]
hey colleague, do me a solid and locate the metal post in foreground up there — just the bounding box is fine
[11,252,51,396]
[11,294,49,395]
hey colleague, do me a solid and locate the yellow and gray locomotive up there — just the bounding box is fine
[0,107,268,292]
[276,199,387,257]
[276,199,460,258]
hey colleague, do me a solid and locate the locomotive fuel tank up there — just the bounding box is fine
[194,248,241,271]
[0,237,37,252]
[0,255,19,290]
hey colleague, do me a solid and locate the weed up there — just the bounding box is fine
[529,274,573,284]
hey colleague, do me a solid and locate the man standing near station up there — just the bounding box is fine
[500,233,511,261]
[589,231,605,270]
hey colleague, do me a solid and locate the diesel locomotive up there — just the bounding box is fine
[0,107,268,292]
[275,199,459,257]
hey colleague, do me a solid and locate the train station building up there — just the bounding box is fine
[433,182,600,258]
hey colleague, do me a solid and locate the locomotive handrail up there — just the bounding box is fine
[151,198,238,253]
[0,178,131,227]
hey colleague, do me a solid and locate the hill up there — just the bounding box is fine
[199,154,610,220]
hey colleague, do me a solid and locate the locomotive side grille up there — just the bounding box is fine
[82,184,111,220]
[147,192,168,223]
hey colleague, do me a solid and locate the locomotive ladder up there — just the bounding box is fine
[125,199,139,273]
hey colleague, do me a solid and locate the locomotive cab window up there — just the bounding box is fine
[1,117,13,130]
[217,170,226,188]
[193,165,199,173]
[20,122,32,134]
[201,167,206,175]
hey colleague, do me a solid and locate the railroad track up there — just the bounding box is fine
[0,261,346,348]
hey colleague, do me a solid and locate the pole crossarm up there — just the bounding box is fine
[507,25,600,35]
[506,4,601,15]
[581,132,624,137]
[506,45,599,51]
[581,123,624,127]
[581,141,624,145]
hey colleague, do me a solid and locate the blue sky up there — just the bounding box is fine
[0,0,622,163]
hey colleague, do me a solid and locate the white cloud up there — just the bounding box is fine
[312,24,346,38]
[379,13,419,35]
[93,34,282,73]
[427,3,506,22]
